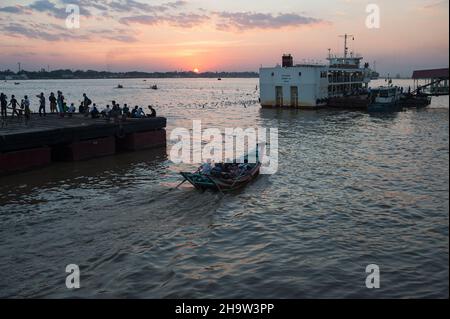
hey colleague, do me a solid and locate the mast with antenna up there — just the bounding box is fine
[339,34,354,58]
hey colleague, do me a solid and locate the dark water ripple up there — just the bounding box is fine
[0,79,448,298]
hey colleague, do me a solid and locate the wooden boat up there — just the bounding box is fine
[400,93,431,108]
[180,162,261,192]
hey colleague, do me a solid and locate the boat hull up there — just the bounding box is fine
[368,102,402,112]
[181,163,261,192]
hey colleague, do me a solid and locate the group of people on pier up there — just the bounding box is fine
[0,91,157,126]
[1,93,32,124]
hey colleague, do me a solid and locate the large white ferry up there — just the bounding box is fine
[259,34,374,108]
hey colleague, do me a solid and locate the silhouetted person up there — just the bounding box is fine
[36,92,46,116]
[131,106,139,118]
[147,105,156,117]
[122,104,130,117]
[49,92,57,113]
[83,93,92,110]
[1,93,8,120]
[90,105,100,118]
[23,95,31,125]
[57,91,65,115]
[9,95,20,118]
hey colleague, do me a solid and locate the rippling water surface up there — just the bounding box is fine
[0,78,448,298]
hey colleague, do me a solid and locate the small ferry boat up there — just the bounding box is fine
[368,86,402,112]
[116,84,123,89]
[151,85,158,90]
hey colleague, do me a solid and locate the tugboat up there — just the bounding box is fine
[368,86,402,112]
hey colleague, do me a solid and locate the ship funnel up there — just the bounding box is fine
[282,54,293,68]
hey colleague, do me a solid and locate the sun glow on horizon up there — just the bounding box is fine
[193,68,200,73]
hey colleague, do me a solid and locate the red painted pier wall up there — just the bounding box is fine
[0,147,51,175]
[52,136,116,161]
[117,129,167,151]
[0,115,167,176]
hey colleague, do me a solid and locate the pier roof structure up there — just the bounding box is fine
[412,68,449,80]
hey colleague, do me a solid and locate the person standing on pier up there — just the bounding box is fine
[83,93,92,111]
[1,93,8,120]
[8,95,20,118]
[57,91,65,116]
[23,95,31,125]
[49,92,57,113]
[36,93,46,117]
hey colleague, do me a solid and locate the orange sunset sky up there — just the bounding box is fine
[0,0,448,76]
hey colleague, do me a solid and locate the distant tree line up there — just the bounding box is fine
[0,69,259,80]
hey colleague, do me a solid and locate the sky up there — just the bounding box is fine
[0,0,448,76]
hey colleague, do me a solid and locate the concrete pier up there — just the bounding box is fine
[0,114,167,175]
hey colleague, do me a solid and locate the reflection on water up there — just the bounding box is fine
[0,79,448,298]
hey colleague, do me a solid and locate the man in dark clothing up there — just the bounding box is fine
[49,92,57,113]
[8,95,20,118]
[1,93,8,120]
[37,92,46,116]
[83,93,92,110]
[122,104,130,117]
[131,106,139,118]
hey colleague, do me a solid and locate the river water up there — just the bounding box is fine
[0,78,448,298]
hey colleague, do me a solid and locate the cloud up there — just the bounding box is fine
[0,22,136,43]
[28,0,69,19]
[165,13,210,28]
[120,13,209,28]
[424,0,449,8]
[0,5,30,14]
[101,0,188,13]
[215,12,324,31]
[2,23,69,41]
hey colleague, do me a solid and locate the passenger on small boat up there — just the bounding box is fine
[200,162,213,175]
